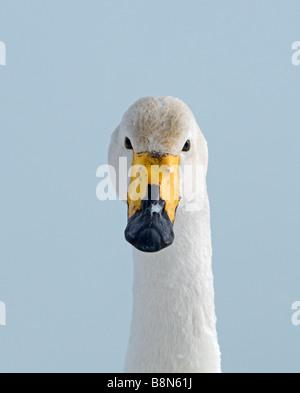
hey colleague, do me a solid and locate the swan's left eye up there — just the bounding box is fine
[125,137,133,150]
[182,140,191,152]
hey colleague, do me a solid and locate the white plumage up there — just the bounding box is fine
[108,97,221,373]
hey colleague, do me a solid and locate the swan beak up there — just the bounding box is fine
[125,152,180,253]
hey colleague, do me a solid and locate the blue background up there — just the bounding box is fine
[0,0,299,373]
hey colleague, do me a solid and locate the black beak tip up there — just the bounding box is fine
[125,187,176,253]
[134,228,162,253]
[125,227,174,253]
[125,210,175,253]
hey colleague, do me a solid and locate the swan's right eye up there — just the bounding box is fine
[125,137,133,150]
[182,140,191,152]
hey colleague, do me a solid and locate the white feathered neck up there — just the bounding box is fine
[124,194,221,373]
[108,96,221,373]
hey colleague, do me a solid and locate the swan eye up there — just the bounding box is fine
[182,140,191,152]
[125,137,133,150]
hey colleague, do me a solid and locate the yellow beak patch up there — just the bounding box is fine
[128,152,180,223]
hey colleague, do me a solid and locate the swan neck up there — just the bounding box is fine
[125,199,221,373]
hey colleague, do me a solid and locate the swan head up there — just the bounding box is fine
[108,96,208,253]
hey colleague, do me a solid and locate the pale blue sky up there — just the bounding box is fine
[0,0,300,372]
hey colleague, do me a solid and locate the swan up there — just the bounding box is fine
[108,96,221,373]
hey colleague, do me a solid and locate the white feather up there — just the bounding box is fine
[108,96,221,373]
